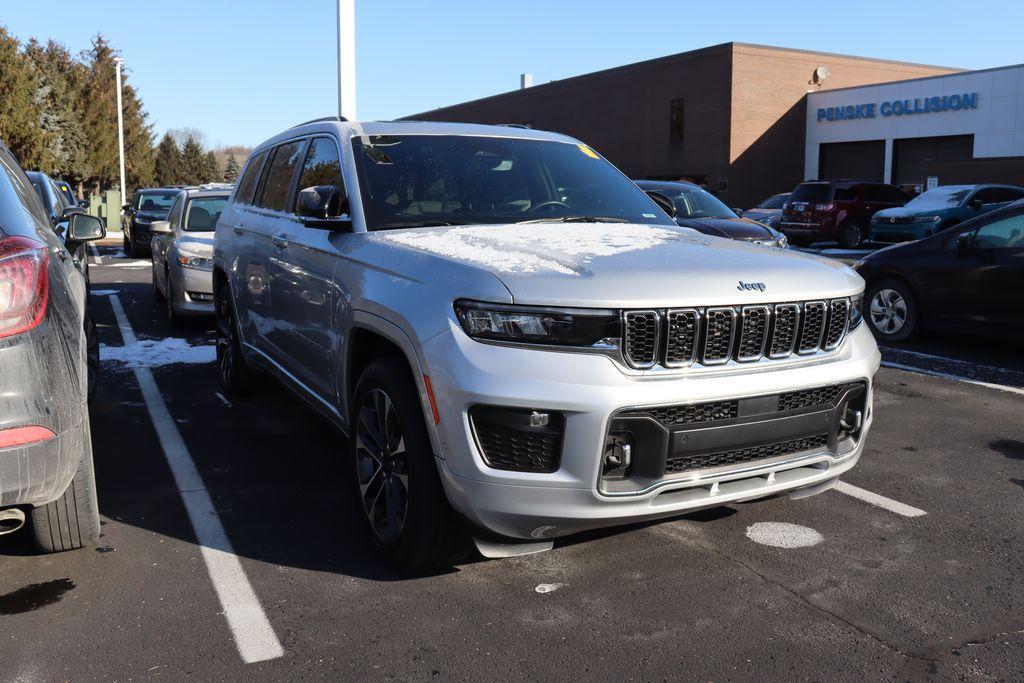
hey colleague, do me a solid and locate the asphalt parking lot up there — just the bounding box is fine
[1,244,1022,680]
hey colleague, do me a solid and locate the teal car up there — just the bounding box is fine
[869,184,1024,244]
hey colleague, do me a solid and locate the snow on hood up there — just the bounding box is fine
[177,234,215,257]
[382,223,683,275]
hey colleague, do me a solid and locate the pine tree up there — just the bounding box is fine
[154,133,181,186]
[23,39,88,184]
[223,153,240,183]
[203,150,219,183]
[179,135,206,185]
[0,28,47,168]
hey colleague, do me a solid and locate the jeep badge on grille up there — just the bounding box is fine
[737,281,767,292]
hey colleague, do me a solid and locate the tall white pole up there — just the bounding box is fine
[114,57,127,209]
[337,0,356,120]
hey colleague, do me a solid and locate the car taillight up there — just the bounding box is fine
[814,203,835,212]
[0,236,49,339]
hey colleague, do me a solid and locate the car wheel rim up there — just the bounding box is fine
[355,388,408,545]
[869,288,907,334]
[846,224,861,245]
[216,298,234,381]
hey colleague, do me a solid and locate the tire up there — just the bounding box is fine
[166,269,179,326]
[215,281,256,397]
[351,359,470,572]
[85,309,99,402]
[152,262,164,300]
[126,235,138,258]
[865,278,918,342]
[30,422,100,553]
[840,220,864,248]
[122,230,130,255]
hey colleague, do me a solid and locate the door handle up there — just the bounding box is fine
[233,226,245,235]
[272,235,289,249]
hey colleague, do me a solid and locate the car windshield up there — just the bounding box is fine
[757,194,787,210]
[903,186,973,210]
[137,191,179,213]
[667,187,735,219]
[351,135,675,230]
[790,184,833,203]
[183,196,227,231]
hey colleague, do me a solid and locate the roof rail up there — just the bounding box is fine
[289,115,348,129]
[496,123,531,129]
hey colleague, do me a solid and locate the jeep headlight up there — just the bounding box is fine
[849,292,864,330]
[177,253,213,271]
[454,300,621,347]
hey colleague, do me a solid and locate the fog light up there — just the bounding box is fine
[603,432,635,479]
[530,411,550,428]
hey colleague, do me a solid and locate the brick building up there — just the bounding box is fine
[406,43,955,208]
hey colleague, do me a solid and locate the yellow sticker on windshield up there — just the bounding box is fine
[577,144,599,159]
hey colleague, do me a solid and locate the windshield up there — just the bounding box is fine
[757,194,787,210]
[184,196,227,231]
[136,191,179,214]
[668,187,735,219]
[351,135,675,230]
[903,186,972,210]
[790,184,833,203]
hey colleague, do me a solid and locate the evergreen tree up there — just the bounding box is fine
[179,135,206,185]
[24,39,88,184]
[223,153,240,183]
[154,133,181,186]
[0,28,47,168]
[203,150,219,183]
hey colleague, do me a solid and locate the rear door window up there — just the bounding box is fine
[234,150,268,206]
[257,141,305,212]
[833,187,857,202]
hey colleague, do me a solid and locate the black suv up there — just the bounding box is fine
[781,180,910,247]
[122,188,180,256]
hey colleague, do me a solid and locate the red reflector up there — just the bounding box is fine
[423,375,441,425]
[0,236,50,339]
[0,425,56,449]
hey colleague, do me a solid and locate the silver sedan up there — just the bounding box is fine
[151,188,229,323]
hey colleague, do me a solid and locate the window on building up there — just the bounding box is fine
[669,99,685,142]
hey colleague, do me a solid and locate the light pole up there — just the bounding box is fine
[337,0,356,120]
[113,57,127,212]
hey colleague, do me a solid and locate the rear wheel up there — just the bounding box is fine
[122,229,131,255]
[840,220,864,248]
[866,278,918,342]
[85,310,99,402]
[215,281,256,397]
[351,359,470,572]
[30,422,100,553]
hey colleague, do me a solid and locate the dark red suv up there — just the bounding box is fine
[781,180,910,247]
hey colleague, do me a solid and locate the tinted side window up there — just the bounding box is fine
[0,145,50,226]
[974,212,1024,249]
[257,141,305,212]
[833,187,856,202]
[295,137,346,213]
[972,188,1001,204]
[990,187,1023,203]
[234,150,268,206]
[167,196,183,229]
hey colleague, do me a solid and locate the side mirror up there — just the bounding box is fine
[955,232,972,257]
[968,197,984,210]
[150,220,172,235]
[67,213,106,243]
[297,186,351,230]
[61,206,84,220]
[644,190,677,219]
[732,208,745,216]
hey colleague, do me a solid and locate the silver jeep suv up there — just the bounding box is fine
[213,118,880,570]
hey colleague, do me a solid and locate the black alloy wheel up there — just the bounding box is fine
[215,283,254,396]
[840,221,864,248]
[355,388,410,545]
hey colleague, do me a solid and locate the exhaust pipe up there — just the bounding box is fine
[0,508,26,536]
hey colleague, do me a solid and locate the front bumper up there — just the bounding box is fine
[170,265,215,316]
[422,322,880,540]
[869,222,930,243]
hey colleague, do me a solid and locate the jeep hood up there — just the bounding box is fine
[379,223,862,308]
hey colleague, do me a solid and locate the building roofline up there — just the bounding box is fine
[806,61,1024,97]
[404,41,962,119]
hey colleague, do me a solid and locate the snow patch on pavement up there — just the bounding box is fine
[534,583,566,594]
[90,289,119,296]
[745,522,823,548]
[101,338,216,369]
[383,223,681,275]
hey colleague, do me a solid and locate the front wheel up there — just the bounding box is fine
[840,221,864,248]
[351,359,470,572]
[215,282,256,397]
[866,278,918,341]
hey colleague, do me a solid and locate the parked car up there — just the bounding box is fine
[855,200,1024,341]
[0,139,105,550]
[150,187,229,323]
[54,179,88,210]
[25,170,84,230]
[215,119,877,571]
[634,180,788,248]
[782,180,910,247]
[122,188,179,257]
[868,184,1024,244]
[741,193,789,229]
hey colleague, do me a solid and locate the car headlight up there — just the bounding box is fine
[454,300,621,347]
[177,254,213,271]
[849,292,864,330]
[774,232,789,248]
[912,215,941,223]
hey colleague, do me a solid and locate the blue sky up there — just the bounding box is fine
[2,0,1019,148]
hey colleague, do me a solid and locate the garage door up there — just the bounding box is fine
[892,134,974,190]
[818,140,885,182]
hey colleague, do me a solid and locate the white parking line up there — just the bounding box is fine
[834,481,927,518]
[107,294,284,664]
[881,361,1024,397]
[89,244,103,265]
[215,392,233,408]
